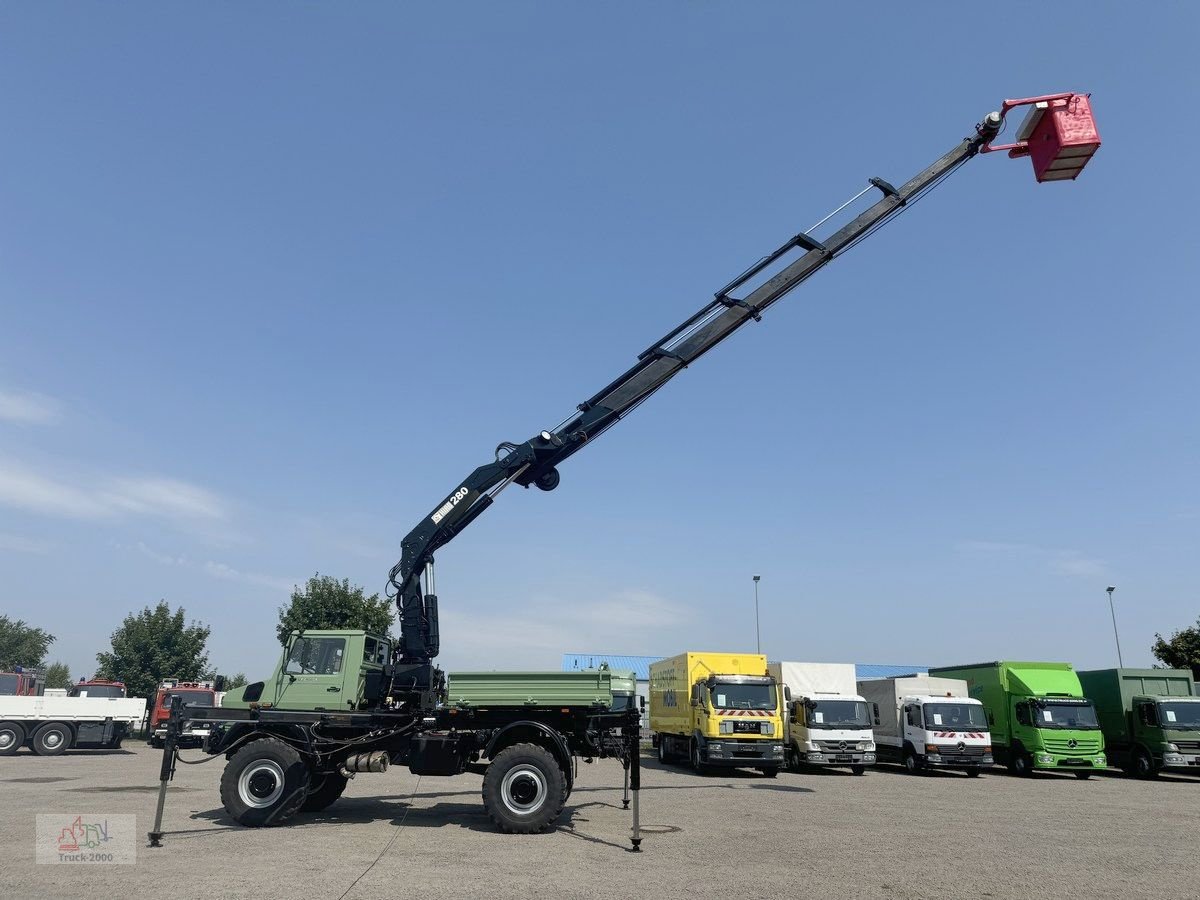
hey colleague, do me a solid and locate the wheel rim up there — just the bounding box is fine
[904,755,915,772]
[0,729,15,750]
[43,729,64,749]
[500,765,547,816]
[238,760,286,809]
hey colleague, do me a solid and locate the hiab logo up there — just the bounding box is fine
[36,813,136,864]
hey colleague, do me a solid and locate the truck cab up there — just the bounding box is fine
[1127,695,1200,774]
[149,680,218,747]
[0,668,44,696]
[68,679,126,698]
[771,662,875,775]
[895,695,992,773]
[222,630,391,711]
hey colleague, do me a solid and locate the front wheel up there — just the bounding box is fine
[902,751,920,775]
[1132,749,1157,779]
[219,738,311,827]
[1074,771,1092,780]
[32,722,71,756]
[966,768,981,778]
[690,740,709,776]
[758,767,778,778]
[483,743,567,834]
[850,765,867,776]
[1011,751,1034,777]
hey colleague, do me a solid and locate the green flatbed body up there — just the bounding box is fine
[446,667,636,709]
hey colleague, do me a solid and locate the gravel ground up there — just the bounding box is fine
[1,743,1196,900]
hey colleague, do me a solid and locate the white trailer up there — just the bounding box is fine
[857,675,993,775]
[0,695,147,756]
[769,662,876,774]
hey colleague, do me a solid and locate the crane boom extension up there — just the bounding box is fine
[388,108,1004,679]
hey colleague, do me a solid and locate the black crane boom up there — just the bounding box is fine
[387,108,1005,687]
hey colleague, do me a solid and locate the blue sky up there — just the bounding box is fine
[1,4,1196,683]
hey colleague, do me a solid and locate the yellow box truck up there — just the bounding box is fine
[649,651,785,776]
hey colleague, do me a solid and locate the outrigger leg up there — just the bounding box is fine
[148,695,182,848]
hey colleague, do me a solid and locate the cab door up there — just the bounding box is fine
[275,635,351,710]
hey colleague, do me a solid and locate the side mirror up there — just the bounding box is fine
[213,675,227,693]
[783,685,791,702]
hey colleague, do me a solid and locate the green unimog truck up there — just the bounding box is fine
[1076,667,1200,777]
[174,630,640,835]
[929,661,1106,777]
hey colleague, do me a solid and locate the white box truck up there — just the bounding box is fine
[0,694,147,755]
[857,675,993,775]
[769,662,875,774]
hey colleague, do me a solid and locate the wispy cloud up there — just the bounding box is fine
[129,540,296,594]
[0,459,226,522]
[0,389,61,425]
[0,532,51,554]
[956,539,1109,581]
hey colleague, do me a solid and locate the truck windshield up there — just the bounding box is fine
[710,682,776,711]
[69,684,125,698]
[808,700,870,729]
[167,690,214,707]
[1034,699,1099,730]
[0,674,17,695]
[1158,701,1200,730]
[286,636,346,675]
[923,702,988,731]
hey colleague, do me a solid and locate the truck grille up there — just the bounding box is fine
[936,747,988,760]
[1042,736,1101,755]
[1173,740,1200,752]
[818,740,861,752]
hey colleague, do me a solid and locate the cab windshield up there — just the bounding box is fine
[166,690,213,707]
[923,702,988,731]
[69,684,125,698]
[710,682,776,711]
[1034,699,1099,730]
[0,674,18,695]
[1158,701,1200,730]
[808,700,870,729]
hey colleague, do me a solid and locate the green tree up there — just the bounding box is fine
[44,661,71,690]
[95,601,211,700]
[1152,618,1200,679]
[276,574,393,646]
[0,616,55,670]
[226,672,248,689]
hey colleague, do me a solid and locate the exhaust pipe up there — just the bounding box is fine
[343,751,389,774]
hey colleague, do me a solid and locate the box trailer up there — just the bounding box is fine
[650,652,784,775]
[0,694,146,755]
[857,675,993,775]
[1076,668,1200,777]
[929,661,1105,777]
[770,662,875,774]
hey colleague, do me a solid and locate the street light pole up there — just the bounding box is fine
[753,575,761,655]
[1106,586,1124,668]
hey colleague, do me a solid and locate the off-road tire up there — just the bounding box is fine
[301,772,350,812]
[482,742,567,834]
[0,721,24,756]
[32,722,72,756]
[219,738,310,826]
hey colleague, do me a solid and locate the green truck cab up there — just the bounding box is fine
[1077,668,1200,778]
[929,661,1106,777]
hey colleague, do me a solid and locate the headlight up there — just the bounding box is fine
[1166,743,1180,753]
[720,721,733,734]
[761,722,775,736]
[1038,754,1054,764]
[857,742,872,752]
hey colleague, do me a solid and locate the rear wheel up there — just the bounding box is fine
[220,738,310,826]
[658,736,669,764]
[482,742,567,834]
[301,772,350,812]
[32,722,71,756]
[0,721,24,756]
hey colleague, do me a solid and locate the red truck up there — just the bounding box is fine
[148,680,219,747]
[0,668,44,696]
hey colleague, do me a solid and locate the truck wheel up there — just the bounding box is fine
[32,722,72,756]
[482,742,567,834]
[902,750,920,774]
[850,765,866,776]
[1011,752,1034,777]
[1073,771,1092,780]
[301,772,350,812]
[758,767,778,778]
[220,738,311,826]
[690,740,709,776]
[1133,749,1157,779]
[0,721,24,756]
[657,736,669,764]
[966,768,981,778]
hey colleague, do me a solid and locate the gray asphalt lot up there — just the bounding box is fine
[1,743,1196,900]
